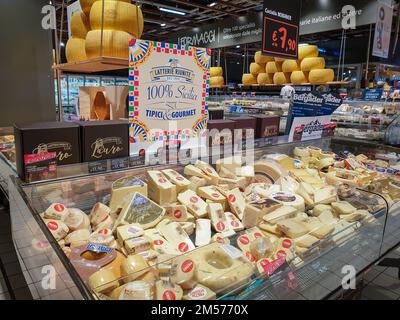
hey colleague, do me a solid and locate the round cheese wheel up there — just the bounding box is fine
[90,1,143,38]
[71,11,90,38]
[85,30,133,59]
[210,67,223,77]
[121,255,150,283]
[257,73,273,85]
[298,45,319,61]
[301,57,326,71]
[282,60,300,72]
[291,71,309,84]
[309,69,335,84]
[80,0,132,17]
[62,208,90,231]
[250,62,265,76]
[209,76,224,86]
[255,51,273,64]
[266,61,282,73]
[88,269,119,294]
[294,147,310,158]
[242,73,257,85]
[268,192,305,211]
[273,72,290,85]
[66,38,87,62]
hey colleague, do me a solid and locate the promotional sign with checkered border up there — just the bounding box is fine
[128,39,210,146]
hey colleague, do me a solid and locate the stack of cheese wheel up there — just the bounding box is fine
[86,0,143,59]
[66,10,90,62]
[210,67,224,87]
[297,45,334,84]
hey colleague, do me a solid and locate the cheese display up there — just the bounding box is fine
[301,57,326,71]
[38,147,385,300]
[282,60,300,73]
[250,62,265,76]
[90,1,143,38]
[298,45,319,60]
[257,73,273,85]
[242,73,257,85]
[309,69,335,84]
[85,30,133,59]
[209,76,225,87]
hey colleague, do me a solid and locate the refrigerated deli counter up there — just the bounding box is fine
[4,136,400,300]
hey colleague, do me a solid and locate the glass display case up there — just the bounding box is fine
[0,127,16,196]
[7,137,400,300]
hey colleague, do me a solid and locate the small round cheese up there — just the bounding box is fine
[298,45,319,60]
[44,219,69,241]
[209,76,224,86]
[291,71,309,84]
[266,61,282,73]
[62,208,90,231]
[309,69,335,84]
[273,72,290,85]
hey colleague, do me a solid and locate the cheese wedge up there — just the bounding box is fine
[170,256,197,289]
[183,284,216,300]
[117,223,144,246]
[243,199,281,228]
[179,222,196,236]
[331,201,357,215]
[147,171,177,205]
[259,222,283,236]
[294,234,320,248]
[155,280,183,300]
[198,186,226,202]
[157,220,195,253]
[109,177,148,212]
[318,210,338,225]
[216,156,242,174]
[225,212,244,231]
[311,204,332,217]
[177,190,208,218]
[162,169,191,193]
[187,176,207,192]
[44,203,69,220]
[163,204,192,222]
[226,188,246,220]
[263,206,298,224]
[208,203,231,234]
[219,166,237,179]
[314,186,337,204]
[309,224,335,239]
[277,219,309,238]
[195,160,219,182]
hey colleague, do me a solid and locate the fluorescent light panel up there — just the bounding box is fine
[209,2,217,7]
[159,7,186,16]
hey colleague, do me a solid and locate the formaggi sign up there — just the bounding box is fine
[178,29,217,47]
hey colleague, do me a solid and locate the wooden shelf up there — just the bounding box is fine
[53,56,129,73]
[238,81,349,88]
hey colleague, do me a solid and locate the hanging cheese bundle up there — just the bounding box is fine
[85,29,133,59]
[71,11,91,38]
[66,10,91,62]
[90,0,144,38]
[80,0,131,16]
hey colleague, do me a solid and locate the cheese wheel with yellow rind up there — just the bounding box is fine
[85,30,133,59]
[257,73,273,85]
[66,38,87,62]
[273,72,291,85]
[266,61,282,73]
[210,67,223,77]
[301,57,326,71]
[290,71,309,84]
[250,62,266,76]
[298,45,319,61]
[255,51,274,64]
[282,60,300,72]
[308,69,335,84]
[242,73,257,85]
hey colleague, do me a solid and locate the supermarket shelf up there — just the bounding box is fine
[53,56,128,73]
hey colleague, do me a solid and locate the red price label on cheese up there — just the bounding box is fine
[246,252,256,262]
[174,210,182,219]
[211,193,220,198]
[277,250,287,259]
[282,239,292,249]
[98,229,108,235]
[228,194,236,203]
[239,235,250,245]
[190,196,198,204]
[154,239,164,246]
[162,290,176,300]
[216,236,224,243]
[231,220,239,227]
[158,178,167,183]
[176,176,184,181]
[178,242,189,252]
[216,221,225,232]
[47,221,59,231]
[54,204,65,212]
[181,259,194,273]
[254,232,263,238]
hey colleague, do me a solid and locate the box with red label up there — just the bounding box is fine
[23,152,57,183]
[14,122,81,181]
[207,120,236,146]
[76,120,129,162]
[250,115,280,138]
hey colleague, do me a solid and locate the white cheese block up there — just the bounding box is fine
[158,220,195,253]
[263,205,298,224]
[64,229,90,246]
[155,280,183,300]
[309,224,335,239]
[277,219,309,238]
[236,234,252,252]
[268,192,305,211]
[216,156,242,174]
[117,193,165,229]
[340,212,364,222]
[124,237,151,255]
[237,166,255,178]
[314,186,337,204]
[279,176,300,194]
[162,169,191,193]
[136,250,159,263]
[311,204,332,217]
[242,199,281,229]
[115,281,153,300]
[296,183,314,206]
[177,190,208,218]
[225,212,244,231]
[147,172,177,206]
[198,186,226,202]
[117,223,144,246]
[44,219,69,241]
[90,203,112,227]
[254,160,286,183]
[211,233,231,245]
[331,201,357,215]
[249,237,274,260]
[195,219,211,247]
[195,160,219,180]
[293,147,310,158]
[94,215,114,232]
[89,229,115,247]
[163,204,191,222]
[218,166,237,179]
[183,284,216,300]
[44,203,69,220]
[179,222,196,236]
[226,188,246,220]
[318,210,339,225]
[187,176,207,192]
[170,256,197,289]
[259,223,283,236]
[184,165,208,179]
[294,234,320,248]
[109,177,148,212]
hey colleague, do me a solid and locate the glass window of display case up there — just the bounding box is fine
[7,136,400,300]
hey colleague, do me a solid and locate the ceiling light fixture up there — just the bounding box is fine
[159,7,186,16]
[209,2,217,7]
[236,45,241,48]
[160,23,166,27]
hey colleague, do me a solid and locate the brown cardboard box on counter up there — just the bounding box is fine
[250,115,280,138]
[227,117,257,140]
[14,122,81,181]
[76,120,129,162]
[207,120,236,146]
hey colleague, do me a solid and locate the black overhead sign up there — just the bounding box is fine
[169,0,377,49]
[262,0,301,59]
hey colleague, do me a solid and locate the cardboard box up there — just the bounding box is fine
[207,120,236,146]
[227,117,257,140]
[14,122,81,181]
[250,115,280,138]
[76,120,129,162]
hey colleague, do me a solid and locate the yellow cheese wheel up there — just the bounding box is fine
[282,60,300,72]
[209,76,224,86]
[299,45,319,61]
[274,57,285,62]
[273,72,291,85]
[90,1,143,38]
[66,38,87,62]
[250,62,265,76]
[80,0,130,16]
[210,67,223,77]
[257,73,273,85]
[266,61,282,74]
[301,57,325,71]
[255,51,273,64]
[71,11,90,38]
[85,30,133,59]
[308,69,335,84]
[242,73,257,86]
[291,71,309,84]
